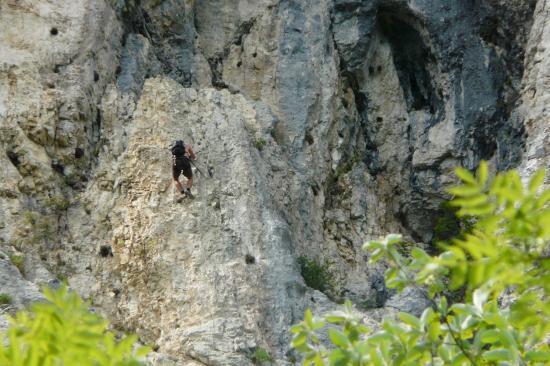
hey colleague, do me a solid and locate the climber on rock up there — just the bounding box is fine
[171,140,196,199]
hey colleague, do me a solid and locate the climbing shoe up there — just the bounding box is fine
[185,189,194,199]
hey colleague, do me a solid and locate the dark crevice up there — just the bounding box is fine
[342,74,381,176]
[245,254,255,264]
[51,160,65,175]
[234,19,255,46]
[205,17,258,89]
[304,131,314,145]
[74,148,84,159]
[377,10,440,115]
[7,151,20,168]
[99,245,113,258]
[208,56,228,89]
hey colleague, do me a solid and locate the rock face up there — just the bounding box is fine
[0,0,547,365]
[517,0,550,179]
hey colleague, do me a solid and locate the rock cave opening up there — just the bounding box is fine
[377,9,440,117]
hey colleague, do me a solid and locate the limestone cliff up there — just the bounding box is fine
[0,0,548,365]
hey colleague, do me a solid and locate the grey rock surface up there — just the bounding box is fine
[0,0,548,364]
[0,253,43,309]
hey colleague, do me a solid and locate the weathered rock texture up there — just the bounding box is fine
[0,0,548,364]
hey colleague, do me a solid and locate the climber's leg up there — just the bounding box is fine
[172,163,185,194]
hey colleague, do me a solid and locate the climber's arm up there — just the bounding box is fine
[187,145,196,160]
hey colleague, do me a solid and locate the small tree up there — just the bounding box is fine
[291,162,550,365]
[0,285,150,365]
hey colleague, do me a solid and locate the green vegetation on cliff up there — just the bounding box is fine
[0,286,149,366]
[291,162,550,365]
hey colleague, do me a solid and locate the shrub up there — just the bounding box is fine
[0,294,12,305]
[291,162,550,365]
[297,256,334,294]
[0,285,150,365]
[44,195,70,211]
[252,347,272,364]
[9,254,24,274]
[254,137,267,151]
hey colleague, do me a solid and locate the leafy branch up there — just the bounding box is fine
[290,162,550,365]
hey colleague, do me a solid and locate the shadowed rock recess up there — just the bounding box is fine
[0,0,548,364]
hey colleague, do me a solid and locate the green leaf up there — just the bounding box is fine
[529,169,546,193]
[314,353,324,366]
[483,348,512,361]
[325,311,348,324]
[455,167,477,185]
[427,322,441,342]
[473,289,488,311]
[448,185,481,197]
[439,297,448,316]
[477,161,488,186]
[329,349,350,366]
[293,342,313,353]
[304,309,313,327]
[328,329,350,348]
[398,312,421,330]
[480,329,500,344]
[451,194,488,208]
[363,241,383,251]
[292,332,308,347]
[524,350,550,362]
[420,308,435,329]
[536,189,550,208]
[450,303,479,317]
[386,234,403,245]
[368,331,393,343]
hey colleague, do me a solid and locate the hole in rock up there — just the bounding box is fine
[377,65,382,72]
[7,151,20,167]
[311,184,319,196]
[51,160,65,175]
[237,61,242,67]
[74,147,84,159]
[99,245,113,258]
[50,27,58,36]
[93,71,99,82]
[479,16,500,46]
[115,65,122,76]
[252,52,257,58]
[376,117,383,122]
[368,66,374,75]
[304,132,314,145]
[245,254,256,264]
[53,64,61,73]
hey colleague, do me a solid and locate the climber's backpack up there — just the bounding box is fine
[171,140,186,158]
